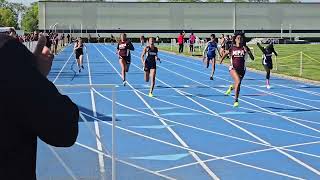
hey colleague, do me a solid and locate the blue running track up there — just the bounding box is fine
[37,43,320,180]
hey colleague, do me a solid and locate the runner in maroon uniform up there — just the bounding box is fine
[117,33,134,86]
[220,33,254,107]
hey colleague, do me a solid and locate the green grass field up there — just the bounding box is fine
[159,44,320,81]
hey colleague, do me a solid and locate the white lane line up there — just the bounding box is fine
[47,146,78,180]
[53,50,74,83]
[94,86,320,145]
[94,86,320,168]
[45,45,78,180]
[126,51,320,176]
[157,50,320,97]
[86,44,106,179]
[267,90,320,103]
[243,95,314,110]
[157,140,320,174]
[81,111,305,180]
[75,142,176,180]
[97,44,220,180]
[155,56,320,134]
[159,52,320,109]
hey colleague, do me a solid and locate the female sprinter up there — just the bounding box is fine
[257,42,278,89]
[141,37,161,97]
[203,34,221,80]
[220,33,254,107]
[117,33,135,86]
[74,38,85,73]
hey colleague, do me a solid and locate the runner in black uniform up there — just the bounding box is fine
[117,33,134,86]
[257,42,278,89]
[220,33,254,107]
[141,37,161,97]
[74,38,85,73]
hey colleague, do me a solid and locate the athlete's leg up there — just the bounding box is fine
[119,58,127,82]
[210,58,216,80]
[144,70,150,82]
[149,69,156,96]
[264,65,271,88]
[230,69,241,103]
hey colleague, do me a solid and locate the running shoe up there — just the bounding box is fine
[81,65,84,69]
[210,76,213,80]
[225,85,234,96]
[123,81,127,86]
[148,93,153,97]
[266,84,271,89]
[79,69,81,73]
[233,101,239,108]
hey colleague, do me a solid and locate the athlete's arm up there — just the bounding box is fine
[73,43,78,51]
[202,42,209,57]
[257,42,266,54]
[245,46,255,60]
[128,41,135,51]
[220,51,229,64]
[155,48,161,63]
[141,47,147,65]
[273,49,278,56]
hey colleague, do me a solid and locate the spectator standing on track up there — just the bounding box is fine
[140,35,145,47]
[189,32,196,55]
[67,34,71,44]
[156,36,160,45]
[178,31,185,53]
[60,33,65,47]
[0,33,79,180]
[53,33,59,55]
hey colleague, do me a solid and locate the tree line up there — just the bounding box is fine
[0,0,37,32]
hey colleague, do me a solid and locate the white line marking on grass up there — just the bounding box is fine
[81,111,305,180]
[97,44,220,180]
[86,45,106,179]
[127,51,320,176]
[75,142,176,180]
[47,146,78,180]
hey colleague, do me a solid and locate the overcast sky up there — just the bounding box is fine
[6,0,320,6]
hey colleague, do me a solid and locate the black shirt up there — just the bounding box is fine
[0,34,79,180]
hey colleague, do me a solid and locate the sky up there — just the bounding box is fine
[6,0,320,6]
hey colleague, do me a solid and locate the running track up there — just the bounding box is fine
[37,43,320,180]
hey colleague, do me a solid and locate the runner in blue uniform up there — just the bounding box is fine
[203,34,221,80]
[257,42,278,89]
[141,37,161,97]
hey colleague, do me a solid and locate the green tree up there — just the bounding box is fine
[139,0,160,2]
[277,0,300,2]
[0,7,17,27]
[168,0,202,2]
[21,2,38,32]
[207,0,224,2]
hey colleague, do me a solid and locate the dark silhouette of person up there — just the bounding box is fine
[0,34,79,180]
